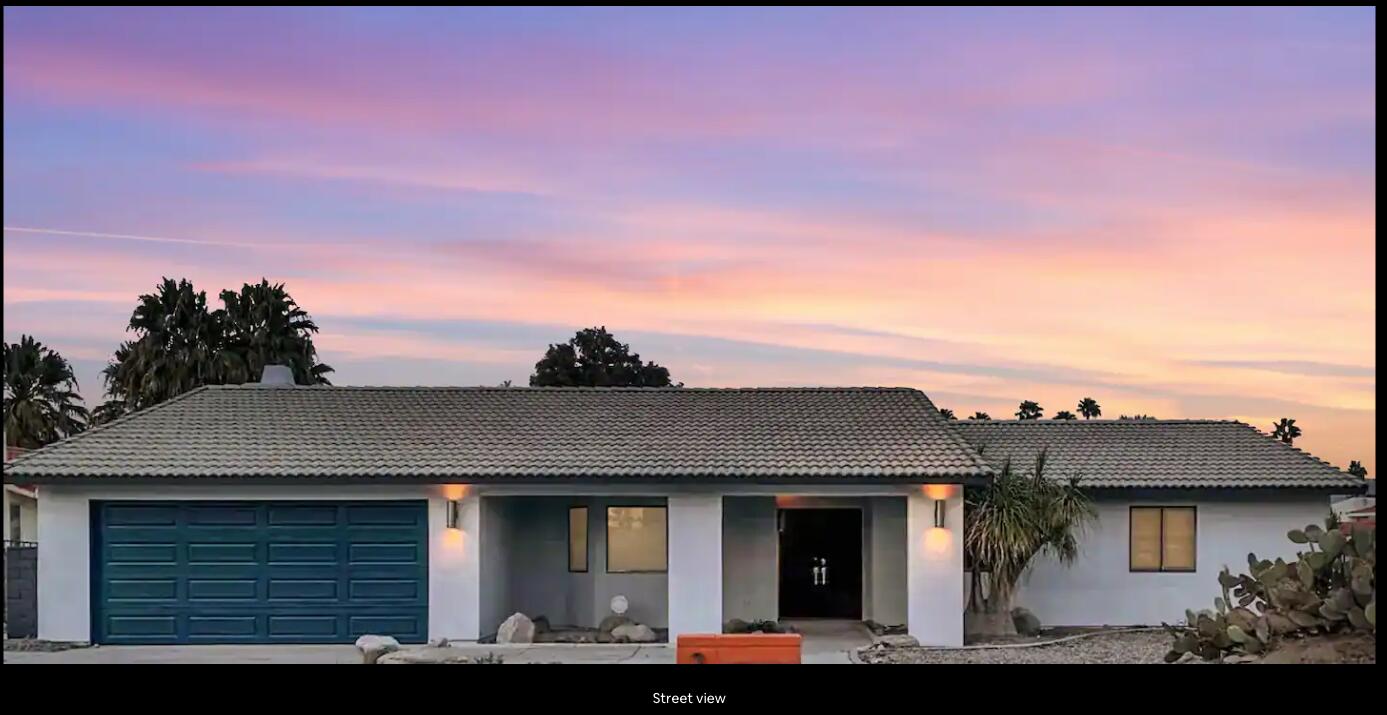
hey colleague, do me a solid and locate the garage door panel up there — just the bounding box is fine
[94,500,428,644]
[268,542,339,563]
[107,578,179,601]
[187,542,259,563]
[268,579,339,600]
[108,543,179,563]
[267,504,340,526]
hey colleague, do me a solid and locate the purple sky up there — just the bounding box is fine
[2,7,1376,473]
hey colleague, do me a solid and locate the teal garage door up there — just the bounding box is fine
[92,501,428,644]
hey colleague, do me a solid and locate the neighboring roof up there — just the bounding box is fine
[2,385,993,483]
[1347,504,1376,516]
[952,419,1365,490]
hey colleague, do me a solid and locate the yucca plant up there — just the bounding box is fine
[964,448,1096,635]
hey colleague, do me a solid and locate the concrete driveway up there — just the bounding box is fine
[4,621,870,664]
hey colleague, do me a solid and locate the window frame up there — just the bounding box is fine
[1129,505,1197,573]
[605,505,669,574]
[568,506,589,573]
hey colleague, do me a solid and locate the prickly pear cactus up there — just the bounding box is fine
[1164,523,1374,662]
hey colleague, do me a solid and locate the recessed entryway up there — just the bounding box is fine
[778,508,862,619]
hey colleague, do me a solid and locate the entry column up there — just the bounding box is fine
[907,485,964,646]
[667,494,723,641]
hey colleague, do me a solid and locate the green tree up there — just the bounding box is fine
[530,327,676,387]
[1077,397,1101,419]
[1347,461,1368,478]
[1015,400,1043,420]
[1118,414,1157,421]
[965,449,1096,635]
[969,411,991,420]
[98,278,332,420]
[218,279,334,386]
[1270,418,1301,445]
[3,335,90,449]
[939,408,957,420]
[1052,410,1077,420]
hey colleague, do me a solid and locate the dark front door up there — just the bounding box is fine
[778,508,862,619]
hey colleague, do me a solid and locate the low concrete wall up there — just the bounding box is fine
[5,544,38,638]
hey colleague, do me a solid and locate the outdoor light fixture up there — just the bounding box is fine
[933,499,947,529]
[446,499,461,529]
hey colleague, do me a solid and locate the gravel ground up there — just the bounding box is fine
[4,639,89,652]
[860,630,1173,664]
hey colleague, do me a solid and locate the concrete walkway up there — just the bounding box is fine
[5,621,871,664]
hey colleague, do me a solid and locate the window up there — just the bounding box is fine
[606,506,667,573]
[568,507,588,572]
[1130,506,1196,572]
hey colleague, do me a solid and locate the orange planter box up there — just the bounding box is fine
[676,633,803,664]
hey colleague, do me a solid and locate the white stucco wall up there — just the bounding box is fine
[34,484,481,643]
[907,486,965,646]
[1015,494,1333,626]
[667,494,722,640]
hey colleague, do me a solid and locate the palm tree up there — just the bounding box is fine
[219,279,334,385]
[1347,461,1368,478]
[1270,418,1301,445]
[3,336,90,449]
[1015,400,1043,420]
[99,278,334,417]
[1052,410,1076,420]
[1077,397,1101,419]
[101,279,226,415]
[939,408,957,420]
[965,448,1096,635]
[969,412,992,421]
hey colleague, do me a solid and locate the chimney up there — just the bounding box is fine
[259,364,296,386]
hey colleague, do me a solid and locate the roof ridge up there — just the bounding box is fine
[208,384,925,392]
[953,419,1244,425]
[3,385,214,469]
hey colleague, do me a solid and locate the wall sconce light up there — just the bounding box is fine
[446,499,461,529]
[933,499,947,529]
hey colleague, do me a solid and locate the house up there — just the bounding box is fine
[1332,478,1376,524]
[1,381,1364,647]
[4,446,38,544]
[951,419,1363,626]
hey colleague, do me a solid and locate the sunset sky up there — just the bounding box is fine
[2,7,1376,474]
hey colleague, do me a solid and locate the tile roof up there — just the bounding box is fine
[2,385,993,482]
[951,419,1365,490]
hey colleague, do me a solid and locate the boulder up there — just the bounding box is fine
[598,614,632,634]
[532,615,551,634]
[355,634,401,664]
[377,647,497,665]
[875,634,919,648]
[1011,607,1042,637]
[724,618,749,634]
[497,612,536,644]
[610,623,658,643]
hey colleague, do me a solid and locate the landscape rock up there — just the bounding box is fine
[497,612,536,644]
[1011,607,1042,637]
[610,623,658,643]
[724,618,749,634]
[532,615,551,634]
[875,634,920,648]
[427,637,449,648]
[598,614,632,634]
[355,634,401,664]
